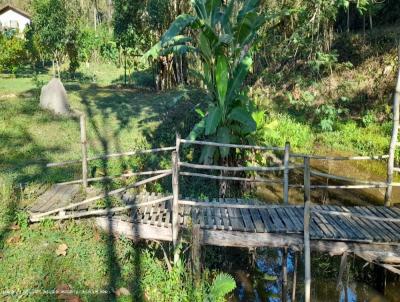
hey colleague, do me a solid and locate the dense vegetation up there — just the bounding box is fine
[1,0,400,301]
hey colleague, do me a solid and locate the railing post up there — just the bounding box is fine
[176,132,181,154]
[80,114,88,189]
[283,142,290,204]
[172,151,180,246]
[303,156,311,302]
[385,68,400,207]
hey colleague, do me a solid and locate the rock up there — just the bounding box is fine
[40,78,71,115]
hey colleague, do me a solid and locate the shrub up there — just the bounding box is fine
[260,113,315,153]
[318,121,391,155]
[0,33,28,73]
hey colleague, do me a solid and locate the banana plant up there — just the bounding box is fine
[144,0,265,163]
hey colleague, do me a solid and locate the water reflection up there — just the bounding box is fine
[225,248,399,302]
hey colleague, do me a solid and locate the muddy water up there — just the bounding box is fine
[256,149,400,206]
[221,248,400,302]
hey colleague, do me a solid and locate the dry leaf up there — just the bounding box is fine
[115,287,130,296]
[93,229,100,242]
[56,243,68,256]
[6,235,20,245]
[56,284,82,302]
[9,224,20,231]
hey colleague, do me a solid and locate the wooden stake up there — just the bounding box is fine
[385,67,400,207]
[80,114,88,189]
[292,252,298,302]
[336,252,348,291]
[283,142,290,204]
[303,156,311,302]
[304,157,311,203]
[172,151,180,246]
[282,247,288,302]
[176,132,181,154]
[192,224,201,286]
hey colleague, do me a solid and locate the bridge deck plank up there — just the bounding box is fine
[30,189,400,245]
[249,209,265,233]
[364,207,398,241]
[352,207,388,242]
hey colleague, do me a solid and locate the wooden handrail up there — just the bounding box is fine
[57,169,172,185]
[310,170,390,186]
[178,200,302,209]
[46,146,176,168]
[179,171,283,183]
[30,171,172,219]
[303,157,311,302]
[179,161,303,172]
[291,153,389,160]
[312,208,400,223]
[180,139,285,151]
[30,195,173,222]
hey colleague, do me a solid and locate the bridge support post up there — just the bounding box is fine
[336,252,348,291]
[303,157,311,302]
[282,247,288,302]
[292,252,298,302]
[191,224,201,285]
[385,67,400,207]
[80,114,88,189]
[172,151,180,247]
[283,142,290,204]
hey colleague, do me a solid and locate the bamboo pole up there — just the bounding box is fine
[292,252,298,302]
[30,171,172,219]
[179,171,283,183]
[45,146,176,168]
[312,209,400,223]
[30,195,173,222]
[291,154,389,161]
[283,142,290,204]
[336,252,348,291]
[311,170,389,186]
[385,67,400,207]
[192,224,201,286]
[176,132,181,154]
[57,169,171,185]
[303,157,311,302]
[282,247,288,302]
[80,114,88,189]
[172,151,180,246]
[178,200,303,209]
[179,161,302,172]
[180,139,285,151]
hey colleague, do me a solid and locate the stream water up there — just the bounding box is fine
[204,151,400,301]
[215,248,400,302]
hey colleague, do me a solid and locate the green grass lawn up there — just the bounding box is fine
[0,64,202,185]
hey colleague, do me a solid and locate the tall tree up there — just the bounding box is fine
[32,0,82,75]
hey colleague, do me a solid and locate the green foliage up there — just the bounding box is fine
[315,104,347,132]
[0,33,28,73]
[145,0,265,163]
[207,273,236,302]
[15,211,29,229]
[32,0,83,73]
[309,51,339,77]
[319,121,391,155]
[141,248,236,302]
[260,113,315,153]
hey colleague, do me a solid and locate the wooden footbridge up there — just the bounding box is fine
[28,132,400,300]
